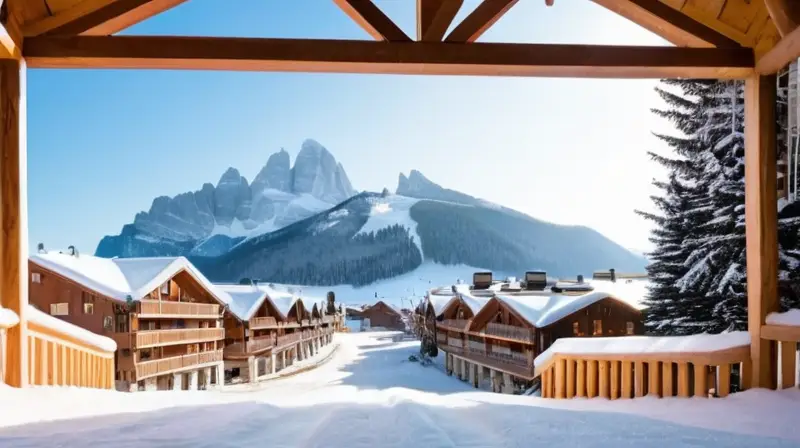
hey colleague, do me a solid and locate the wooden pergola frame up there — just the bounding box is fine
[2,0,799,391]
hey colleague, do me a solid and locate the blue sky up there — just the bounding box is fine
[28,0,673,255]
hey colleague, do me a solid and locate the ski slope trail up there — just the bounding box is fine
[1,332,799,447]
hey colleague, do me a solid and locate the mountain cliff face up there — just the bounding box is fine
[96,139,356,258]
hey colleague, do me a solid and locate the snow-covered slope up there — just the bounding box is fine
[355,195,423,256]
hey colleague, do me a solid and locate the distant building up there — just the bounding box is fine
[360,301,405,331]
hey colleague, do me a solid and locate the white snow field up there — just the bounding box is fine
[1,332,799,447]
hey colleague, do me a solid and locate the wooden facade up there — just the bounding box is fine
[28,259,226,391]
[361,301,405,331]
[0,0,796,393]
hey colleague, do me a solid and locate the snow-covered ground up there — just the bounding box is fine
[0,332,797,447]
[356,195,424,255]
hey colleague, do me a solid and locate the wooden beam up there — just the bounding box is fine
[0,0,23,59]
[23,0,187,37]
[445,0,518,43]
[744,73,779,390]
[0,57,27,387]
[757,21,800,74]
[23,35,755,79]
[417,0,463,42]
[590,0,742,48]
[764,0,800,37]
[333,0,410,42]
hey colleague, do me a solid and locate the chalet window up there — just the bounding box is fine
[176,319,186,329]
[140,349,152,361]
[83,292,95,314]
[592,320,603,336]
[160,281,170,296]
[50,303,69,316]
[103,316,113,331]
[31,272,41,283]
[115,314,129,333]
[572,322,580,336]
[626,321,635,335]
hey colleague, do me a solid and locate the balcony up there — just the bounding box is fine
[136,349,224,380]
[439,319,470,332]
[277,332,302,348]
[223,334,277,358]
[279,320,300,329]
[463,347,534,378]
[301,318,311,327]
[249,316,278,329]
[137,300,221,319]
[135,328,224,348]
[483,322,535,344]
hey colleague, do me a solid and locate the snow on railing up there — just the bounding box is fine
[534,332,751,399]
[762,309,800,389]
[26,305,116,389]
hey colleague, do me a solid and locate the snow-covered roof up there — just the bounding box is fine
[587,279,650,310]
[440,290,491,316]
[27,304,117,352]
[534,331,750,369]
[0,306,19,329]
[426,288,456,316]
[214,283,299,321]
[495,289,641,330]
[30,251,228,305]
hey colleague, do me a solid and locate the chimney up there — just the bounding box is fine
[37,242,45,254]
[577,274,584,283]
[525,271,547,291]
[67,245,78,257]
[472,272,492,290]
[610,268,616,283]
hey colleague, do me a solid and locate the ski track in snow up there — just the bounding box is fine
[355,195,424,258]
[1,332,798,447]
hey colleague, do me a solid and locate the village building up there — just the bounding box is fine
[359,300,406,332]
[28,250,228,392]
[215,283,335,383]
[434,271,645,394]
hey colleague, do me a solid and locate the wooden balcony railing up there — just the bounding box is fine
[25,306,116,389]
[279,320,300,329]
[483,322,535,344]
[249,316,278,329]
[277,332,302,348]
[439,319,470,331]
[136,349,223,380]
[760,320,800,389]
[136,328,224,348]
[137,300,221,318]
[301,319,311,326]
[534,335,750,399]
[436,332,447,344]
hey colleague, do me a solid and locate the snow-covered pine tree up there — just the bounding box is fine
[637,79,718,335]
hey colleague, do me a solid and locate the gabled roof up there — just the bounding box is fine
[440,290,491,317]
[426,287,458,316]
[30,251,228,305]
[494,290,641,329]
[365,300,403,317]
[214,283,300,321]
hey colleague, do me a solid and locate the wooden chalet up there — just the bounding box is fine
[361,300,406,331]
[216,283,335,383]
[28,250,227,391]
[1,0,798,396]
[436,272,644,393]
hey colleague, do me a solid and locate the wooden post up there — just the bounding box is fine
[694,364,708,397]
[744,74,779,390]
[598,361,609,398]
[554,358,565,399]
[586,360,598,398]
[718,364,731,397]
[0,57,27,388]
[620,361,633,399]
[634,361,645,397]
[575,360,586,397]
[610,361,620,400]
[677,363,690,397]
[662,362,674,397]
[780,341,797,388]
[566,358,576,398]
[648,361,662,397]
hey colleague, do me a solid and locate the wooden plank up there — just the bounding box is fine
[744,73,779,390]
[761,324,800,342]
[694,364,708,397]
[554,358,565,398]
[598,361,609,398]
[756,24,800,73]
[648,361,662,397]
[24,0,187,37]
[445,0,518,43]
[23,36,756,79]
[634,361,645,397]
[591,0,742,48]
[677,363,690,397]
[417,0,463,42]
[0,1,24,59]
[575,360,586,397]
[718,364,731,397]
[0,58,26,387]
[586,360,598,398]
[662,362,674,397]
[780,341,796,389]
[621,361,633,399]
[764,0,800,37]
[333,0,410,42]
[566,358,575,398]
[610,361,620,400]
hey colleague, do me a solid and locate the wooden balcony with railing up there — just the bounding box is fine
[135,327,224,348]
[279,319,300,329]
[534,334,751,399]
[223,334,277,358]
[760,318,800,389]
[301,318,311,327]
[463,346,534,378]
[249,316,278,330]
[136,349,224,380]
[436,331,447,345]
[439,319,470,332]
[482,322,535,344]
[137,300,221,319]
[277,332,302,349]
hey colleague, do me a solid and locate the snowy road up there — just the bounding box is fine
[1,332,799,447]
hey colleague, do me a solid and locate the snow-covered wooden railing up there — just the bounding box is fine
[1,306,21,383]
[763,310,800,389]
[533,332,750,399]
[25,306,116,389]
